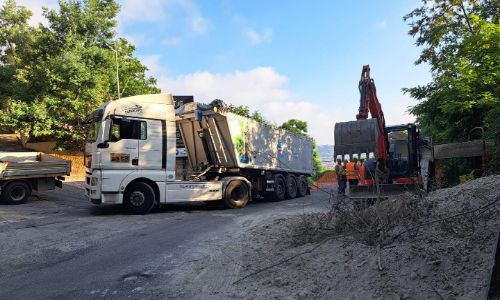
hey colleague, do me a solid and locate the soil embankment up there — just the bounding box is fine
[167,175,500,299]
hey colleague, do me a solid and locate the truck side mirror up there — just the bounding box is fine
[101,119,111,143]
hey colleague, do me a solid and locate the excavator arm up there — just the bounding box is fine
[356,65,388,167]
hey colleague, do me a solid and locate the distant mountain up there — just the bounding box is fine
[317,144,334,161]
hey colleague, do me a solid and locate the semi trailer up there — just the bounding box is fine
[83,93,313,214]
[0,152,71,204]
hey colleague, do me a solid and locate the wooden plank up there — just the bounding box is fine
[433,140,484,159]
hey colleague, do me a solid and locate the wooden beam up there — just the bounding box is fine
[434,140,484,159]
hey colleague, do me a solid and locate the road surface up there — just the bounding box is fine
[0,183,331,299]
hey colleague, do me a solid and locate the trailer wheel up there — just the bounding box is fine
[124,182,156,214]
[269,175,286,202]
[223,180,249,209]
[297,175,308,197]
[285,175,297,199]
[1,181,32,204]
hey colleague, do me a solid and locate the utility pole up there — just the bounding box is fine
[106,44,120,99]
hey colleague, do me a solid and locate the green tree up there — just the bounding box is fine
[228,104,269,124]
[0,0,159,149]
[403,0,499,143]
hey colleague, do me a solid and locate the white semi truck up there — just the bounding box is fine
[83,93,313,214]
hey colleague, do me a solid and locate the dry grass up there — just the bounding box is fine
[50,151,85,180]
[291,178,499,249]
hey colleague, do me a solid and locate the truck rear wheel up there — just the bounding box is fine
[285,175,297,199]
[1,181,32,204]
[297,175,308,197]
[269,175,286,202]
[223,180,249,209]
[124,182,156,214]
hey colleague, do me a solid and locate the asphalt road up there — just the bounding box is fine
[0,183,331,299]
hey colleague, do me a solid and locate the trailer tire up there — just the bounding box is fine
[1,181,32,204]
[297,175,308,197]
[285,175,297,199]
[123,182,156,214]
[269,175,286,202]
[223,180,249,209]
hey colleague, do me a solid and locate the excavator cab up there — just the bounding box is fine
[386,124,420,182]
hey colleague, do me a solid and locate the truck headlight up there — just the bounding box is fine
[90,177,98,186]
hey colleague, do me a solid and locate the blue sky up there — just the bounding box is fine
[11,0,431,144]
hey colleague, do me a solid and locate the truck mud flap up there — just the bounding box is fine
[55,179,63,188]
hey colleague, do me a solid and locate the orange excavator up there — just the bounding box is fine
[334,65,425,199]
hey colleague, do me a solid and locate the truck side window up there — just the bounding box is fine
[109,118,147,141]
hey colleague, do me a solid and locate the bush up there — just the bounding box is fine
[485,106,500,173]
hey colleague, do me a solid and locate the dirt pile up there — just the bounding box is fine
[167,175,500,299]
[311,170,337,190]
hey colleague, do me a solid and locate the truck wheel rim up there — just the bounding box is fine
[277,181,284,195]
[11,186,26,201]
[130,191,145,206]
[231,187,243,201]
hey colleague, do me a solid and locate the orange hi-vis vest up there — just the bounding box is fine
[359,163,365,184]
[346,162,358,180]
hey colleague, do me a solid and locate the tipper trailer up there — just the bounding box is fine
[0,152,71,204]
[83,93,313,214]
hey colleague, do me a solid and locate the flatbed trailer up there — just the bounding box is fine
[0,152,71,204]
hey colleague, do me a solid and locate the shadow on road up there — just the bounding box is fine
[88,196,299,216]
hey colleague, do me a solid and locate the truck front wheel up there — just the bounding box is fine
[1,181,32,204]
[223,180,249,209]
[124,182,156,214]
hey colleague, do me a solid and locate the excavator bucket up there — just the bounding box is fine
[334,119,379,159]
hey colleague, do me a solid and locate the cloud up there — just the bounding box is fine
[119,0,166,22]
[374,20,387,29]
[157,67,345,144]
[162,37,182,46]
[245,27,273,45]
[8,0,58,26]
[119,0,208,34]
[174,0,208,34]
[139,54,164,76]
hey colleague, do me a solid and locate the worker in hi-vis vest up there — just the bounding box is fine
[358,158,365,185]
[334,158,346,195]
[346,157,359,187]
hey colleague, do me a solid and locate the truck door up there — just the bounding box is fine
[138,119,163,170]
[100,117,141,170]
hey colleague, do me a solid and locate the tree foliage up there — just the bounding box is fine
[228,104,269,125]
[404,0,500,170]
[0,0,159,148]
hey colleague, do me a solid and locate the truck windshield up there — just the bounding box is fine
[87,122,101,143]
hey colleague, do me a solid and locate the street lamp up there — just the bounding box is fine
[106,44,120,99]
